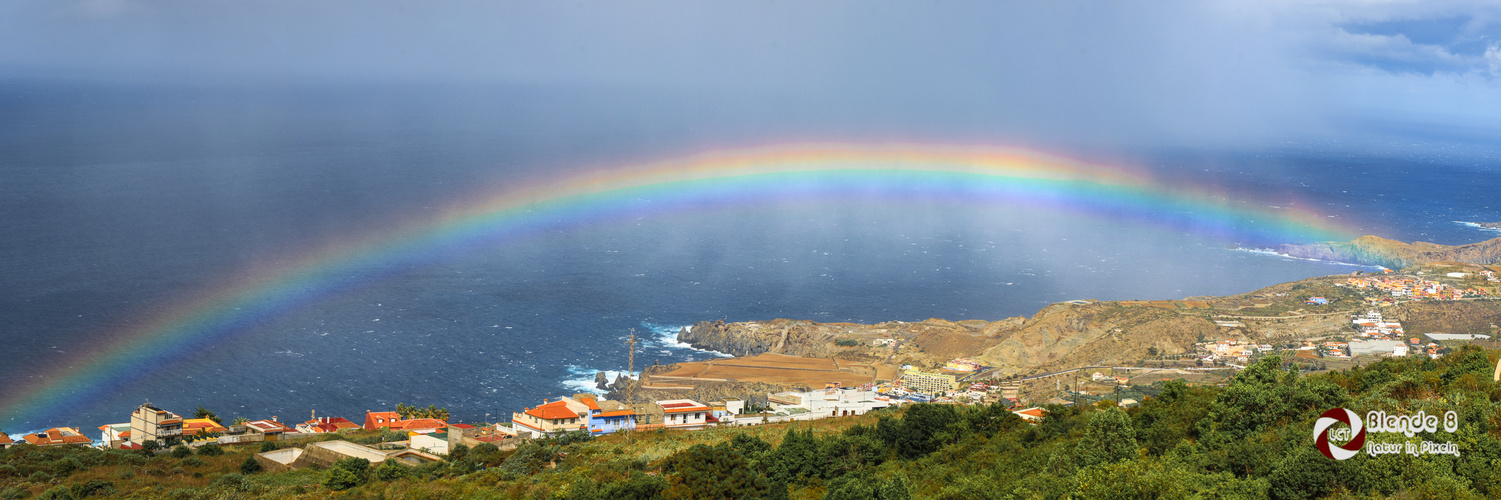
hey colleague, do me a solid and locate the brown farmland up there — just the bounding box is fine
[649,353,894,388]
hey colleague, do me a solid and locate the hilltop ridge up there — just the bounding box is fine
[675,265,1501,381]
[1276,235,1501,269]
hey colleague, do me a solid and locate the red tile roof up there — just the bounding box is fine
[0,432,11,445]
[579,398,601,411]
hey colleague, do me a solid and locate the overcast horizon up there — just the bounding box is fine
[2,0,1499,151]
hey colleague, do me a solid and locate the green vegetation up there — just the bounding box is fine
[394,403,451,421]
[5,347,1501,497]
[834,339,861,347]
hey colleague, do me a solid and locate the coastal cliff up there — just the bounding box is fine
[1277,235,1501,269]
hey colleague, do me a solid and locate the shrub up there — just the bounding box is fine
[170,445,192,459]
[211,473,247,492]
[239,456,262,475]
[258,441,278,452]
[181,457,207,468]
[374,459,408,481]
[28,471,53,483]
[197,443,224,456]
[324,457,371,491]
[52,457,83,476]
[69,480,114,498]
[34,487,72,500]
[835,339,860,347]
[325,467,361,491]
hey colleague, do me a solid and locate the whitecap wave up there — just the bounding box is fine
[1455,221,1501,234]
[642,322,734,358]
[559,365,630,395]
[1230,247,1385,269]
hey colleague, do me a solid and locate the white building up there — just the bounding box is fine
[767,388,891,419]
[655,399,712,431]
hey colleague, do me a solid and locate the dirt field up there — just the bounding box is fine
[650,353,891,387]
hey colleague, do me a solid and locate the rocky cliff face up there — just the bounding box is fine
[676,319,834,358]
[1277,235,1501,269]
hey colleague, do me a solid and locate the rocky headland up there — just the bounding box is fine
[1276,235,1501,269]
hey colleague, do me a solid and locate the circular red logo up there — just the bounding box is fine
[1313,408,1364,460]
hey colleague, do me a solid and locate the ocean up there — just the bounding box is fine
[1,82,1497,433]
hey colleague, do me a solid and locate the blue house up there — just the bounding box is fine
[579,397,637,436]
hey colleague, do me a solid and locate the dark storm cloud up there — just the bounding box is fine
[1,0,1498,145]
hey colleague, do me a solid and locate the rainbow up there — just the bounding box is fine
[0,142,1354,428]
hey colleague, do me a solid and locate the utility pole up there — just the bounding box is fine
[625,329,639,444]
[626,329,638,404]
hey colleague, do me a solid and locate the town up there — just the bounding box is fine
[0,360,1043,469]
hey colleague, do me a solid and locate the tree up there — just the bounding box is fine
[170,445,192,459]
[193,405,223,425]
[663,443,770,500]
[141,440,163,453]
[1075,407,1138,467]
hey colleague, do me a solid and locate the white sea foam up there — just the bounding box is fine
[644,322,734,357]
[559,365,630,395]
[1230,247,1385,269]
[1455,221,1501,234]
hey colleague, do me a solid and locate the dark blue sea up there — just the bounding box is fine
[1,82,1497,433]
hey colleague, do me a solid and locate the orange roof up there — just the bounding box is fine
[1014,408,1047,418]
[0,432,11,445]
[580,398,601,411]
[525,400,580,420]
[25,428,90,446]
[394,418,447,431]
[598,410,636,417]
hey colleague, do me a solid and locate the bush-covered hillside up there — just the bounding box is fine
[4,346,1501,498]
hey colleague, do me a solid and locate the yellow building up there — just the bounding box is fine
[901,370,959,395]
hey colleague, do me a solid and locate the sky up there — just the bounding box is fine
[1,0,1499,148]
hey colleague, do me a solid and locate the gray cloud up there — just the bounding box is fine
[0,0,1497,147]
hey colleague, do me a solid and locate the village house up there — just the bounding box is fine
[183,418,228,437]
[508,397,591,438]
[581,397,638,436]
[244,417,293,441]
[0,432,14,449]
[655,399,712,431]
[296,415,361,434]
[98,423,132,449]
[766,388,891,420]
[1013,407,1047,423]
[363,411,403,430]
[410,431,450,455]
[24,427,92,447]
[129,403,183,447]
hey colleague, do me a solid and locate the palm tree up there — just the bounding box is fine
[193,405,223,425]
